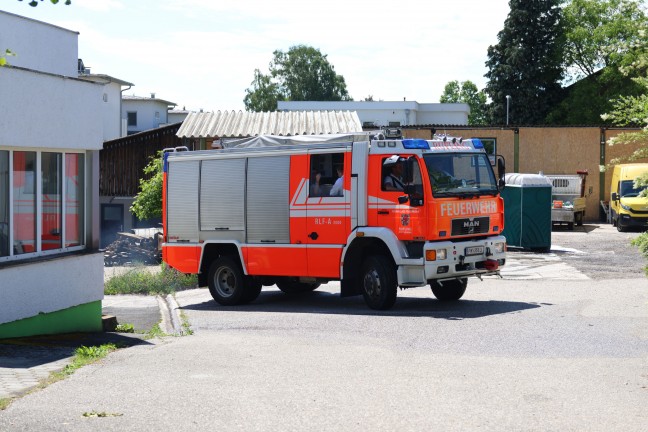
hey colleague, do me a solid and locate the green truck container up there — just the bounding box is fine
[501,173,553,252]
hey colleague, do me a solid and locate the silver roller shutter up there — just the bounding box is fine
[246,156,290,243]
[167,160,199,242]
[200,158,245,231]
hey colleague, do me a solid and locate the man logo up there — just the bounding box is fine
[464,219,479,234]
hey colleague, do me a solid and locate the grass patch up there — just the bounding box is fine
[115,323,135,333]
[180,310,194,336]
[55,344,118,378]
[145,323,167,340]
[0,398,10,410]
[105,263,197,295]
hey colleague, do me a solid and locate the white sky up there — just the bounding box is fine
[1,0,512,111]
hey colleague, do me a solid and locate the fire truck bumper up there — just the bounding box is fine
[397,235,507,287]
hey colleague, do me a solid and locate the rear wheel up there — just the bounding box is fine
[361,255,397,310]
[208,256,258,305]
[575,212,583,226]
[430,278,467,301]
[276,278,320,294]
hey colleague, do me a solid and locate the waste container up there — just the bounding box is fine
[501,173,553,251]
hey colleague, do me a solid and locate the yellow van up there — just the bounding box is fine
[610,163,648,232]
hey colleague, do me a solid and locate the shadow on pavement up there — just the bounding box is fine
[180,290,542,320]
[0,332,151,369]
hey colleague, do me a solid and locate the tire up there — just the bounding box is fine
[430,278,467,301]
[567,222,574,230]
[617,220,626,232]
[242,278,263,304]
[361,255,397,310]
[276,279,320,294]
[575,212,583,226]
[207,256,252,306]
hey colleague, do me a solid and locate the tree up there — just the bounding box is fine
[602,34,648,271]
[562,0,647,82]
[131,153,163,220]
[439,80,488,125]
[546,0,648,124]
[244,45,352,112]
[484,0,565,125]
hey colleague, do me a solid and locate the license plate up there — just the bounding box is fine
[465,246,484,256]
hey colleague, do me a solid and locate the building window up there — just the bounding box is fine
[388,121,401,127]
[127,111,137,127]
[42,152,63,250]
[13,151,36,254]
[0,150,85,261]
[475,137,496,164]
[65,154,84,247]
[0,151,8,257]
[155,111,160,120]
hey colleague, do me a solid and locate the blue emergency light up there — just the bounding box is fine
[401,139,430,150]
[469,138,485,149]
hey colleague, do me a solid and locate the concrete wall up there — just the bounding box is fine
[0,10,78,77]
[0,67,103,150]
[402,126,647,221]
[0,11,104,337]
[0,253,103,325]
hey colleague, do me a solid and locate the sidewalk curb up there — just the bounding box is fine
[156,295,183,335]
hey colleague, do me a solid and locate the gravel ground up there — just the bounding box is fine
[548,222,646,279]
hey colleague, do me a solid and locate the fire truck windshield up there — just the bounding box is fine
[423,153,498,197]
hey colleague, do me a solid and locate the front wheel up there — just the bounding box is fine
[430,278,467,301]
[361,255,397,310]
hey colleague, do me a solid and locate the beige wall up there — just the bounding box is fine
[403,126,645,221]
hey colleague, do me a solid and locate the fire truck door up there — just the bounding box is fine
[305,150,351,278]
[376,155,426,241]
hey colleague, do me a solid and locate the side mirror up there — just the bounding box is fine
[611,192,618,201]
[398,195,409,204]
[496,155,506,188]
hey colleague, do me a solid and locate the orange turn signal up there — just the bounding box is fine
[425,250,437,261]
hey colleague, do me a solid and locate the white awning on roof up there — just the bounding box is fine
[176,110,363,139]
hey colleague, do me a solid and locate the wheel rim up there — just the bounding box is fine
[214,266,236,298]
[363,268,382,300]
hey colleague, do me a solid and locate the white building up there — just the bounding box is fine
[278,101,470,127]
[0,11,104,338]
[122,94,176,135]
[78,67,134,141]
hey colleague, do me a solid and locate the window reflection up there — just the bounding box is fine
[13,151,36,254]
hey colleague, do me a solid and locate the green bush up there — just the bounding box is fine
[105,263,197,295]
[631,232,648,275]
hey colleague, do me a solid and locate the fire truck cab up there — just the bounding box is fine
[162,133,506,310]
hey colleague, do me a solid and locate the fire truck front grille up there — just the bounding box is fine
[451,217,490,236]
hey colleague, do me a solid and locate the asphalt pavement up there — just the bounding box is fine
[0,222,646,426]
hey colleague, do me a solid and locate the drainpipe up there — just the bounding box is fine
[513,128,520,173]
[120,85,132,137]
[599,127,607,221]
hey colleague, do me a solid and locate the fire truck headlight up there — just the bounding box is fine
[493,242,505,254]
[427,249,447,261]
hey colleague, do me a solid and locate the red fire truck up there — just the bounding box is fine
[162,133,506,310]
